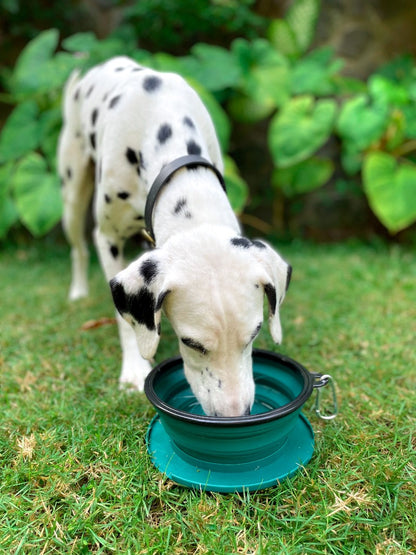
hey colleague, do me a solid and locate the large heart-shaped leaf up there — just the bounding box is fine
[363,152,416,233]
[337,95,389,151]
[12,153,62,236]
[268,96,337,167]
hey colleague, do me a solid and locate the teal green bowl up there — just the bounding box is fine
[144,349,315,492]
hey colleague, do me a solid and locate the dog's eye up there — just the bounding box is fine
[181,337,208,356]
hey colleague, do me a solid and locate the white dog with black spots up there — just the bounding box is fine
[58,56,291,417]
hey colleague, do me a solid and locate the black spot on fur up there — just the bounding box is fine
[132,67,143,72]
[133,288,156,330]
[126,147,138,165]
[74,89,80,101]
[286,265,293,292]
[174,198,187,215]
[91,108,99,126]
[139,151,145,169]
[89,133,96,150]
[143,76,162,92]
[140,258,159,285]
[183,116,195,129]
[115,67,125,71]
[231,237,252,249]
[86,85,94,98]
[187,140,202,156]
[264,283,277,315]
[109,95,121,109]
[66,167,72,180]
[117,191,130,200]
[109,279,156,331]
[104,194,111,204]
[252,239,267,249]
[157,124,172,144]
[110,245,119,258]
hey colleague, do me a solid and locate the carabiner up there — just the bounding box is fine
[313,373,338,420]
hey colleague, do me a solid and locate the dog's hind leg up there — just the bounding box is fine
[62,159,94,300]
[59,126,94,300]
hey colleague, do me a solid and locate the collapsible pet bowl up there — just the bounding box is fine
[145,349,335,492]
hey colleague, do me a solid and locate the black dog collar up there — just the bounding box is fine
[144,155,226,243]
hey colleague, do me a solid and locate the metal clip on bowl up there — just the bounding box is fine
[312,373,338,420]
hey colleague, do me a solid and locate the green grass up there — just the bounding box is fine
[1,238,415,554]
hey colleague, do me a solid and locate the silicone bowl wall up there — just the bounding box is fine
[144,349,315,467]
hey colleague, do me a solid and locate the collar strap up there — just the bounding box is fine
[144,155,226,242]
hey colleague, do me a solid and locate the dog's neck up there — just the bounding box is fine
[147,157,240,246]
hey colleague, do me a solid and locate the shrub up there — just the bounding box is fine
[1,0,416,240]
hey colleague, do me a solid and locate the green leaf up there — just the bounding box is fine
[233,39,291,108]
[62,32,99,53]
[268,96,337,167]
[223,155,249,214]
[0,101,41,163]
[267,19,299,57]
[12,153,62,236]
[286,0,320,55]
[11,29,59,94]
[185,44,241,92]
[291,47,343,96]
[368,75,410,106]
[363,152,416,233]
[336,95,390,151]
[272,157,334,196]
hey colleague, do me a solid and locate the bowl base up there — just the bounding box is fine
[146,413,314,493]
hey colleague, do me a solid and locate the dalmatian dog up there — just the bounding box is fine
[58,56,291,417]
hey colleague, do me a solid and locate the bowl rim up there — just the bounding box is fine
[144,349,314,427]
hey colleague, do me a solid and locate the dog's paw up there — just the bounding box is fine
[119,375,144,393]
[119,360,152,392]
[68,285,89,301]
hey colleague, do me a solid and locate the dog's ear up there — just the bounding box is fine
[251,240,292,344]
[109,251,170,360]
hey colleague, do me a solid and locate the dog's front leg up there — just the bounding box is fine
[94,227,151,391]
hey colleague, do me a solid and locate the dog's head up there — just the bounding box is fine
[110,225,291,417]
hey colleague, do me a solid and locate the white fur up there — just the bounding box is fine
[58,57,290,416]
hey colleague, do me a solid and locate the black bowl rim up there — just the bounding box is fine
[144,349,314,427]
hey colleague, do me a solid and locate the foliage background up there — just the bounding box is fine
[1,0,416,243]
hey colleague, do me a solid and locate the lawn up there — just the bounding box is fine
[0,238,415,554]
